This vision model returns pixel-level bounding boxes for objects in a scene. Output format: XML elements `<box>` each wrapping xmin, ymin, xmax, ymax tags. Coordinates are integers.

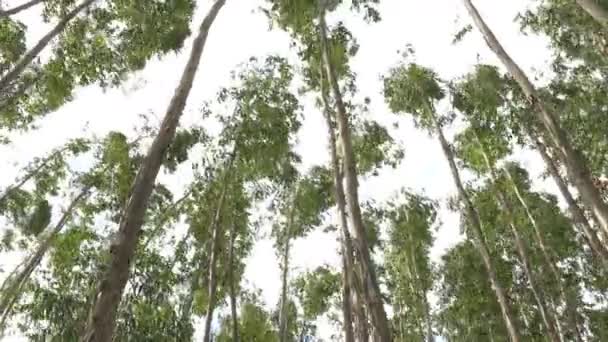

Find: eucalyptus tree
<box><xmin>461</xmin><ymin>0</ymin><xmax>608</xmax><ymax>241</ymax></box>
<box><xmin>0</xmin><ymin>0</ymin><xmax>197</xmax><ymax>132</ymax></box>
<box><xmin>216</xmin><ymin>290</ymin><xmax>280</xmax><ymax>342</ymax></box>
<box><xmin>0</xmin><ymin>0</ymin><xmax>44</xmax><ymax>18</ymax></box>
<box><xmin>263</xmin><ymin>1</ymin><xmax>392</xmax><ymax>338</ymax></box>
<box><xmin>383</xmin><ymin>190</ymin><xmax>436</xmax><ymax>342</ymax></box>
<box><xmin>80</xmin><ymin>2</ymin><xmax>226</xmax><ymax>340</ymax></box>
<box><xmin>574</xmin><ymin>0</ymin><xmax>608</xmax><ymax>27</ymax></box>
<box><xmin>3</xmin><ymin>127</ymin><xmax>198</xmax><ymax>339</ymax></box>
<box><xmin>383</xmin><ymin>61</ymin><xmax>521</xmax><ymax>342</ymax></box>
<box><xmin>436</xmin><ymin>241</ymin><xmax>514</xmax><ymax>341</ymax></box>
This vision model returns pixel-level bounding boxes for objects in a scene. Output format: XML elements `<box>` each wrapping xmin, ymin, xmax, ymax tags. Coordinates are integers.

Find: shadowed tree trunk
<box><xmin>472</xmin><ymin>131</ymin><xmax>560</xmax><ymax>342</ymax></box>
<box><xmin>228</xmin><ymin>219</ymin><xmax>240</xmax><ymax>342</ymax></box>
<box><xmin>320</xmin><ymin>68</ymin><xmax>354</xmax><ymax>342</ymax></box>
<box><xmin>0</xmin><ymin>0</ymin><xmax>96</xmax><ymax>92</ymax></box>
<box><xmin>279</xmin><ymin>194</ymin><xmax>297</xmax><ymax>342</ymax></box>
<box><xmin>0</xmin><ymin>0</ymin><xmax>44</xmax><ymax>18</ymax></box>
<box><xmin>79</xmin><ymin>2</ymin><xmax>226</xmax><ymax>341</ymax></box>
<box><xmin>318</xmin><ymin>9</ymin><xmax>391</xmax><ymax>341</ymax></box>
<box><xmin>431</xmin><ymin>114</ymin><xmax>521</xmax><ymax>342</ymax></box>
<box><xmin>462</xmin><ymin>0</ymin><xmax>608</xmax><ymax>240</ymax></box>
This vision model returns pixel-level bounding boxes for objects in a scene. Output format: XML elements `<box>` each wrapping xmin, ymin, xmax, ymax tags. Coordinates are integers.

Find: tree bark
<box><xmin>0</xmin><ymin>0</ymin><xmax>43</xmax><ymax>17</ymax></box>
<box><xmin>462</xmin><ymin>0</ymin><xmax>608</xmax><ymax>240</ymax></box>
<box><xmin>318</xmin><ymin>10</ymin><xmax>392</xmax><ymax>341</ymax></box>
<box><xmin>532</xmin><ymin>134</ymin><xmax>608</xmax><ymax>267</ymax></box>
<box><xmin>432</xmin><ymin>117</ymin><xmax>521</xmax><ymax>342</ymax></box>
<box><xmin>79</xmin><ymin>2</ymin><xmax>226</xmax><ymax>341</ymax></box>
<box><xmin>0</xmin><ymin>0</ymin><xmax>96</xmax><ymax>92</ymax></box>
<box><xmin>278</xmin><ymin>198</ymin><xmax>296</xmax><ymax>342</ymax></box>
<box><xmin>575</xmin><ymin>0</ymin><xmax>608</xmax><ymax>26</ymax></box>
<box><xmin>0</xmin><ymin>187</ymin><xmax>89</xmax><ymax>331</ymax></box>
<box><xmin>472</xmin><ymin>132</ymin><xmax>560</xmax><ymax>342</ymax></box>
<box><xmin>228</xmin><ymin>219</ymin><xmax>239</xmax><ymax>342</ymax></box>
<box><xmin>202</xmin><ymin>169</ymin><xmax>232</xmax><ymax>342</ymax></box>
<box><xmin>320</xmin><ymin>70</ymin><xmax>354</xmax><ymax>342</ymax></box>
<box><xmin>501</xmin><ymin>163</ymin><xmax>583</xmax><ymax>342</ymax></box>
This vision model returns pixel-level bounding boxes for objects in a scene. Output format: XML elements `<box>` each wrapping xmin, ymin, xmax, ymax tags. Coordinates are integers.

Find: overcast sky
<box><xmin>0</xmin><ymin>0</ymin><xmax>558</xmax><ymax>340</ymax></box>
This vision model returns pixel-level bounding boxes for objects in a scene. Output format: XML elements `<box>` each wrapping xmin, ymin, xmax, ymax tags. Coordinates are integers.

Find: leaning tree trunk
<box><xmin>320</xmin><ymin>71</ymin><xmax>355</xmax><ymax>342</ymax></box>
<box><xmin>432</xmin><ymin>116</ymin><xmax>521</xmax><ymax>342</ymax></box>
<box><xmin>318</xmin><ymin>11</ymin><xmax>391</xmax><ymax>341</ymax></box>
<box><xmin>79</xmin><ymin>2</ymin><xmax>226</xmax><ymax>341</ymax></box>
<box><xmin>0</xmin><ymin>0</ymin><xmax>96</xmax><ymax>92</ymax></box>
<box><xmin>279</xmin><ymin>194</ymin><xmax>296</xmax><ymax>342</ymax></box>
<box><xmin>501</xmin><ymin>162</ymin><xmax>584</xmax><ymax>341</ymax></box>
<box><xmin>0</xmin><ymin>187</ymin><xmax>89</xmax><ymax>331</ymax></box>
<box><xmin>575</xmin><ymin>0</ymin><xmax>608</xmax><ymax>26</ymax></box>
<box><xmin>472</xmin><ymin>132</ymin><xmax>560</xmax><ymax>342</ymax></box>
<box><xmin>228</xmin><ymin>220</ymin><xmax>240</xmax><ymax>342</ymax></box>
<box><xmin>532</xmin><ymin>134</ymin><xmax>608</xmax><ymax>266</ymax></box>
<box><xmin>0</xmin><ymin>0</ymin><xmax>43</xmax><ymax>17</ymax></box>
<box><xmin>462</xmin><ymin>0</ymin><xmax>608</xmax><ymax>240</ymax></box>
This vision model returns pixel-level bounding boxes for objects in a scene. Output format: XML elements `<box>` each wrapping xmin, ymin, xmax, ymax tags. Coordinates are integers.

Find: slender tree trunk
<box><xmin>0</xmin><ymin>187</ymin><xmax>89</xmax><ymax>330</ymax></box>
<box><xmin>318</xmin><ymin>10</ymin><xmax>391</xmax><ymax>341</ymax></box>
<box><xmin>532</xmin><ymin>134</ymin><xmax>608</xmax><ymax>266</ymax></box>
<box><xmin>320</xmin><ymin>71</ymin><xmax>354</xmax><ymax>342</ymax></box>
<box><xmin>0</xmin><ymin>0</ymin><xmax>96</xmax><ymax>92</ymax></box>
<box><xmin>472</xmin><ymin>132</ymin><xmax>560</xmax><ymax>342</ymax></box>
<box><xmin>462</xmin><ymin>0</ymin><xmax>608</xmax><ymax>239</ymax></box>
<box><xmin>432</xmin><ymin>117</ymin><xmax>521</xmax><ymax>342</ymax></box>
<box><xmin>228</xmin><ymin>219</ymin><xmax>240</xmax><ymax>342</ymax></box>
<box><xmin>79</xmin><ymin>2</ymin><xmax>226</xmax><ymax>341</ymax></box>
<box><xmin>575</xmin><ymin>0</ymin><xmax>608</xmax><ymax>26</ymax></box>
<box><xmin>202</xmin><ymin>156</ymin><xmax>235</xmax><ymax>342</ymax></box>
<box><xmin>0</xmin><ymin>0</ymin><xmax>43</xmax><ymax>17</ymax></box>
<box><xmin>501</xmin><ymin>163</ymin><xmax>584</xmax><ymax>342</ymax></box>
<box><xmin>279</xmin><ymin>194</ymin><xmax>296</xmax><ymax>342</ymax></box>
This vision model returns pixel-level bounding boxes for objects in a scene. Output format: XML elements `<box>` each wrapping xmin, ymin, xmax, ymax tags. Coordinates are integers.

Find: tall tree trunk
<box><xmin>0</xmin><ymin>0</ymin><xmax>96</xmax><ymax>92</ymax></box>
<box><xmin>202</xmin><ymin>154</ymin><xmax>236</xmax><ymax>342</ymax></box>
<box><xmin>318</xmin><ymin>10</ymin><xmax>391</xmax><ymax>341</ymax></box>
<box><xmin>501</xmin><ymin>161</ymin><xmax>584</xmax><ymax>341</ymax></box>
<box><xmin>79</xmin><ymin>2</ymin><xmax>226</xmax><ymax>341</ymax></box>
<box><xmin>279</xmin><ymin>193</ymin><xmax>297</xmax><ymax>342</ymax></box>
<box><xmin>462</xmin><ymin>0</ymin><xmax>608</xmax><ymax>239</ymax></box>
<box><xmin>320</xmin><ymin>70</ymin><xmax>354</xmax><ymax>342</ymax></box>
<box><xmin>0</xmin><ymin>187</ymin><xmax>89</xmax><ymax>331</ymax></box>
<box><xmin>575</xmin><ymin>0</ymin><xmax>608</xmax><ymax>26</ymax></box>
<box><xmin>532</xmin><ymin>134</ymin><xmax>608</xmax><ymax>266</ymax></box>
<box><xmin>228</xmin><ymin>219</ymin><xmax>240</xmax><ymax>342</ymax></box>
<box><xmin>472</xmin><ymin>132</ymin><xmax>560</xmax><ymax>342</ymax></box>
<box><xmin>432</xmin><ymin>116</ymin><xmax>521</xmax><ymax>342</ymax></box>
<box><xmin>0</xmin><ymin>0</ymin><xmax>43</xmax><ymax>17</ymax></box>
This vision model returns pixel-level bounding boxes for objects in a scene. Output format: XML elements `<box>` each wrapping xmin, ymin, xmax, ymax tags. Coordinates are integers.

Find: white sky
<box><xmin>0</xmin><ymin>0</ymin><xmax>558</xmax><ymax>340</ymax></box>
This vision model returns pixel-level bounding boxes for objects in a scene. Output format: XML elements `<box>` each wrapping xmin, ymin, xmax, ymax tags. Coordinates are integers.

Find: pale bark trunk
<box><xmin>318</xmin><ymin>10</ymin><xmax>391</xmax><ymax>341</ymax></box>
<box><xmin>202</xmin><ymin>155</ymin><xmax>235</xmax><ymax>342</ymax></box>
<box><xmin>320</xmin><ymin>71</ymin><xmax>354</xmax><ymax>342</ymax></box>
<box><xmin>79</xmin><ymin>2</ymin><xmax>226</xmax><ymax>341</ymax></box>
<box><xmin>501</xmin><ymin>164</ymin><xmax>583</xmax><ymax>342</ymax></box>
<box><xmin>432</xmin><ymin>117</ymin><xmax>521</xmax><ymax>342</ymax></box>
<box><xmin>0</xmin><ymin>187</ymin><xmax>89</xmax><ymax>330</ymax></box>
<box><xmin>279</xmin><ymin>195</ymin><xmax>296</xmax><ymax>342</ymax></box>
<box><xmin>472</xmin><ymin>132</ymin><xmax>560</xmax><ymax>342</ymax></box>
<box><xmin>228</xmin><ymin>220</ymin><xmax>239</xmax><ymax>342</ymax></box>
<box><xmin>0</xmin><ymin>0</ymin><xmax>43</xmax><ymax>17</ymax></box>
<box><xmin>532</xmin><ymin>135</ymin><xmax>608</xmax><ymax>267</ymax></box>
<box><xmin>462</xmin><ymin>0</ymin><xmax>608</xmax><ymax>239</ymax></box>
<box><xmin>575</xmin><ymin>0</ymin><xmax>608</xmax><ymax>26</ymax></box>
<box><xmin>0</xmin><ymin>0</ymin><xmax>96</xmax><ymax>92</ymax></box>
